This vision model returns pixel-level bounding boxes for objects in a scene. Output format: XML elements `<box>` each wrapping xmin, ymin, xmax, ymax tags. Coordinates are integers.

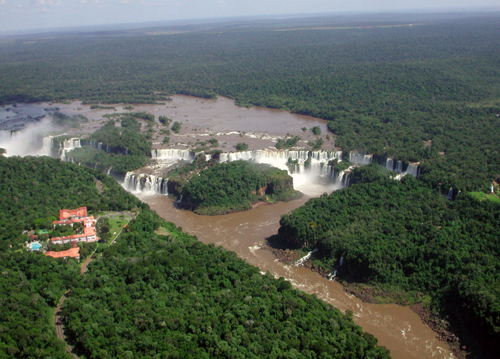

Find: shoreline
<box><xmin>265</xmin><ymin>243</ymin><xmax>466</xmax><ymax>359</ymax></box>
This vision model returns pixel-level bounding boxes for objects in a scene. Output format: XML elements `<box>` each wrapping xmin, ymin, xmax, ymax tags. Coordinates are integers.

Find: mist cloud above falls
<box><xmin>0</xmin><ymin>116</ymin><xmax>60</xmax><ymax>157</ymax></box>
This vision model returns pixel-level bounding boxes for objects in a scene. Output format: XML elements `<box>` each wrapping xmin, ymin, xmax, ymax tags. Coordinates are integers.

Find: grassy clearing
<box><xmin>154</xmin><ymin>227</ymin><xmax>171</xmax><ymax>236</ymax></box>
<box><xmin>469</xmin><ymin>192</ymin><xmax>500</xmax><ymax>203</ymax></box>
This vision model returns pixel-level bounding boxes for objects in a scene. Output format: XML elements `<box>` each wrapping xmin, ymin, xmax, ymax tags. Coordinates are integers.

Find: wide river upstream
<box><xmin>1</xmin><ymin>96</ymin><xmax>453</xmax><ymax>358</ymax></box>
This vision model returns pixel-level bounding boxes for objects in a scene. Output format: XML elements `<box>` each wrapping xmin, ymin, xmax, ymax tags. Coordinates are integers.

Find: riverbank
<box><xmin>266</xmin><ymin>243</ymin><xmax>466</xmax><ymax>359</ymax></box>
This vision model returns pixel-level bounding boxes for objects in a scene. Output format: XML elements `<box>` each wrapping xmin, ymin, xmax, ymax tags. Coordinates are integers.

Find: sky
<box><xmin>0</xmin><ymin>0</ymin><xmax>498</xmax><ymax>34</ymax></box>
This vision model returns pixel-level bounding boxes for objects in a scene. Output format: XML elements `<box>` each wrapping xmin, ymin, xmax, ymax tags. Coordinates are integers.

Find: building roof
<box><xmin>45</xmin><ymin>247</ymin><xmax>80</xmax><ymax>259</ymax></box>
<box><xmin>59</xmin><ymin>207</ymin><xmax>87</xmax><ymax>220</ymax></box>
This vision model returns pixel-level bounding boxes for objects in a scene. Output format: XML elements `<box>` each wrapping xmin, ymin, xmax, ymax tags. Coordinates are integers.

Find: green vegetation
<box><xmin>1</xmin><ymin>13</ymin><xmax>500</xmax><ymax>357</ymax></box>
<box><xmin>90</xmin><ymin>105</ymin><xmax>115</xmax><ymax>110</ymax></box>
<box><xmin>0</xmin><ymin>251</ymin><xmax>77</xmax><ymax>359</ymax></box>
<box><xmin>0</xmin><ymin>157</ymin><xmax>143</xmax><ymax>358</ymax></box>
<box><xmin>0</xmin><ymin>157</ymin><xmax>388</xmax><ymax>359</ymax></box>
<box><xmin>171</xmin><ymin>121</ymin><xmax>181</xmax><ymax>133</ymax></box>
<box><xmin>159</xmin><ymin>115</ymin><xmax>172</xmax><ymax>126</ymax></box>
<box><xmin>176</xmin><ymin>160</ymin><xmax>301</xmax><ymax>215</ymax></box>
<box><xmin>0</xmin><ymin>16</ymin><xmax>498</xmax><ymax>189</ymax></box>
<box><xmin>62</xmin><ymin>210</ymin><xmax>390</xmax><ymax>359</ymax></box>
<box><xmin>277</xmin><ymin>165</ymin><xmax>500</xmax><ymax>354</ymax></box>
<box><xmin>275</xmin><ymin>136</ymin><xmax>301</xmax><ymax>149</ymax></box>
<box><xmin>234</xmin><ymin>142</ymin><xmax>248</xmax><ymax>151</ymax></box>
<box><xmin>310</xmin><ymin>126</ymin><xmax>321</xmax><ymax>136</ymax></box>
<box><xmin>207</xmin><ymin>138</ymin><xmax>219</xmax><ymax>147</ymax></box>
<box><xmin>308</xmin><ymin>138</ymin><xmax>324</xmax><ymax>151</ymax></box>
<box><xmin>0</xmin><ymin>156</ymin><xmax>142</xmax><ymax>250</ymax></box>
<box><xmin>469</xmin><ymin>191</ymin><xmax>500</xmax><ymax>203</ymax></box>
<box><xmin>65</xmin><ymin>118</ymin><xmax>151</xmax><ymax>172</ymax></box>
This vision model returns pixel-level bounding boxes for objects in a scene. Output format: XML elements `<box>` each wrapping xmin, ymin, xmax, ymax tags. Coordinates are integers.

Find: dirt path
<box><xmin>54</xmin><ymin>291</ymin><xmax>79</xmax><ymax>359</ymax></box>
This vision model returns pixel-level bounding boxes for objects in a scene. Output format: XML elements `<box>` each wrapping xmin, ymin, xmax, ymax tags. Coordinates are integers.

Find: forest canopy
<box><xmin>0</xmin><ymin>15</ymin><xmax>499</xmax><ymax>190</ymax></box>
<box><xmin>277</xmin><ymin>165</ymin><xmax>500</xmax><ymax>354</ymax></box>
<box><xmin>0</xmin><ymin>157</ymin><xmax>389</xmax><ymax>359</ymax></box>
<box><xmin>170</xmin><ymin>159</ymin><xmax>301</xmax><ymax>215</ymax></box>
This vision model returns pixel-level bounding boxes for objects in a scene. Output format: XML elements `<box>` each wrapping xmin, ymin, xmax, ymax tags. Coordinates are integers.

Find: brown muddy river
<box><xmin>3</xmin><ymin>96</ymin><xmax>453</xmax><ymax>358</ymax></box>
<box><xmin>136</xmin><ymin>193</ymin><xmax>453</xmax><ymax>359</ymax></box>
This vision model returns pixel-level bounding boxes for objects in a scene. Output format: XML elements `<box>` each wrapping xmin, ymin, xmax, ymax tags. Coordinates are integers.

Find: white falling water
<box><xmin>395</xmin><ymin>161</ymin><xmax>403</xmax><ymax>173</ymax></box>
<box><xmin>40</xmin><ymin>135</ymin><xmax>54</xmax><ymax>156</ymax></box>
<box><xmin>60</xmin><ymin>138</ymin><xmax>82</xmax><ymax>160</ymax></box>
<box><xmin>122</xmin><ymin>172</ymin><xmax>168</xmax><ymax>195</ymax></box>
<box><xmin>405</xmin><ymin>163</ymin><xmax>419</xmax><ymax>177</ymax></box>
<box><xmin>216</xmin><ymin>149</ymin><xmax>344</xmax><ymax>196</ymax></box>
<box><xmin>218</xmin><ymin>149</ymin><xmax>342</xmax><ymax>176</ymax></box>
<box><xmin>384</xmin><ymin>158</ymin><xmax>404</xmax><ymax>173</ymax></box>
<box><xmin>294</xmin><ymin>248</ymin><xmax>318</xmax><ymax>266</ymax></box>
<box><xmin>385</xmin><ymin>158</ymin><xmax>394</xmax><ymax>171</ymax></box>
<box><xmin>349</xmin><ymin>152</ymin><xmax>373</xmax><ymax>165</ymax></box>
<box><xmin>151</xmin><ymin>149</ymin><xmax>195</xmax><ymax>161</ymax></box>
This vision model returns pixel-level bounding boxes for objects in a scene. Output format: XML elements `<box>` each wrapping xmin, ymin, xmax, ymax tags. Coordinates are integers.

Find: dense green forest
<box><xmin>0</xmin><ymin>252</ymin><xmax>77</xmax><ymax>359</ymax></box>
<box><xmin>0</xmin><ymin>157</ymin><xmax>389</xmax><ymax>358</ymax></box>
<box><xmin>0</xmin><ymin>15</ymin><xmax>499</xmax><ymax>190</ymax></box>
<box><xmin>168</xmin><ymin>158</ymin><xmax>301</xmax><ymax>215</ymax></box>
<box><xmin>63</xmin><ymin>210</ymin><xmax>390</xmax><ymax>359</ymax></box>
<box><xmin>0</xmin><ymin>156</ymin><xmax>142</xmax><ymax>358</ymax></box>
<box><xmin>277</xmin><ymin>164</ymin><xmax>500</xmax><ymax>355</ymax></box>
<box><xmin>0</xmin><ymin>156</ymin><xmax>142</xmax><ymax>250</ymax></box>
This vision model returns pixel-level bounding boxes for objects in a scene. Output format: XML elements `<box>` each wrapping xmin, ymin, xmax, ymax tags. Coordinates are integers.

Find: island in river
<box><xmin>167</xmin><ymin>157</ymin><xmax>302</xmax><ymax>215</ymax></box>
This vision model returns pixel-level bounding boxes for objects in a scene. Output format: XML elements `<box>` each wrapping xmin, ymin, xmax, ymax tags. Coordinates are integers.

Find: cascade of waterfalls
<box><xmin>122</xmin><ymin>172</ymin><xmax>168</xmax><ymax>194</ymax></box>
<box><xmin>384</xmin><ymin>158</ymin><xmax>404</xmax><ymax>173</ymax></box>
<box><xmin>218</xmin><ymin>149</ymin><xmax>342</xmax><ymax>177</ymax></box>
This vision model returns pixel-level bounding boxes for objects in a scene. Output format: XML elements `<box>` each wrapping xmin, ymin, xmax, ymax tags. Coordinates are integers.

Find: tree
<box><xmin>234</xmin><ymin>143</ymin><xmax>248</xmax><ymax>151</ymax></box>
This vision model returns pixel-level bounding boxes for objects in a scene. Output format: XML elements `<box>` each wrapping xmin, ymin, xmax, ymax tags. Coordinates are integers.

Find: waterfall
<box><xmin>151</xmin><ymin>149</ymin><xmax>195</xmax><ymax>161</ymax></box>
<box><xmin>59</xmin><ymin>138</ymin><xmax>82</xmax><ymax>160</ymax></box>
<box><xmin>122</xmin><ymin>172</ymin><xmax>168</xmax><ymax>194</ymax></box>
<box><xmin>385</xmin><ymin>158</ymin><xmax>394</xmax><ymax>171</ymax></box>
<box><xmin>349</xmin><ymin>152</ymin><xmax>373</xmax><ymax>165</ymax></box>
<box><xmin>447</xmin><ymin>188</ymin><xmax>453</xmax><ymax>200</ymax></box>
<box><xmin>218</xmin><ymin>149</ymin><xmax>342</xmax><ymax>176</ymax></box>
<box><xmin>405</xmin><ymin>163</ymin><xmax>419</xmax><ymax>177</ymax></box>
<box><xmin>294</xmin><ymin>248</ymin><xmax>318</xmax><ymax>266</ymax></box>
<box><xmin>40</xmin><ymin>135</ymin><xmax>54</xmax><ymax>156</ymax></box>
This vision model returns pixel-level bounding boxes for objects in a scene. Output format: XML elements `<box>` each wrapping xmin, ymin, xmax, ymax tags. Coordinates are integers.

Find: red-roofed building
<box><xmin>51</xmin><ymin>207</ymin><xmax>98</xmax><ymax>245</ymax></box>
<box><xmin>45</xmin><ymin>247</ymin><xmax>80</xmax><ymax>261</ymax></box>
<box><xmin>59</xmin><ymin>207</ymin><xmax>87</xmax><ymax>220</ymax></box>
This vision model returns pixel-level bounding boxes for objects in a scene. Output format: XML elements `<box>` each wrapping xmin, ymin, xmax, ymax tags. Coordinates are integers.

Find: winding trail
<box><xmin>54</xmin><ymin>291</ymin><xmax>78</xmax><ymax>359</ymax></box>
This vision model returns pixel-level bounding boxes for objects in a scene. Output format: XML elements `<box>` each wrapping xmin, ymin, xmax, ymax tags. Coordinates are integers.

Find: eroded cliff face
<box><xmin>166</xmin><ymin>178</ymin><xmax>186</xmax><ymax>197</ymax></box>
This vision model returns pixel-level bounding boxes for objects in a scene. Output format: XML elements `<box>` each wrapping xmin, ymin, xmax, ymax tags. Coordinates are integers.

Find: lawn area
<box><xmin>96</xmin><ymin>216</ymin><xmax>131</xmax><ymax>251</ymax></box>
<box><xmin>109</xmin><ymin>218</ymin><xmax>128</xmax><ymax>239</ymax></box>
<box><xmin>154</xmin><ymin>227</ymin><xmax>171</xmax><ymax>236</ymax></box>
<box><xmin>469</xmin><ymin>192</ymin><xmax>500</xmax><ymax>203</ymax></box>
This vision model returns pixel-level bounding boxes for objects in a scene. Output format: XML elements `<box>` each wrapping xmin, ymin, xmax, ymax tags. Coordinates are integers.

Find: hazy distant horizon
<box><xmin>0</xmin><ymin>0</ymin><xmax>499</xmax><ymax>35</ymax></box>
